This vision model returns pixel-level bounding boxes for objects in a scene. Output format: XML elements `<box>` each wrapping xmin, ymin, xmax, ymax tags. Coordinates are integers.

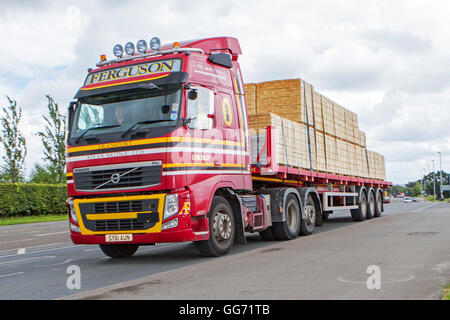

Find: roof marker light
<box><xmin>173</xmin><ymin>42</ymin><xmax>180</xmax><ymax>48</ymax></box>
<box><xmin>150</xmin><ymin>37</ymin><xmax>161</xmax><ymax>51</ymax></box>
<box><xmin>137</xmin><ymin>40</ymin><xmax>148</xmax><ymax>54</ymax></box>
<box><xmin>125</xmin><ymin>42</ymin><xmax>135</xmax><ymax>55</ymax></box>
<box><xmin>113</xmin><ymin>44</ymin><xmax>124</xmax><ymax>58</ymax></box>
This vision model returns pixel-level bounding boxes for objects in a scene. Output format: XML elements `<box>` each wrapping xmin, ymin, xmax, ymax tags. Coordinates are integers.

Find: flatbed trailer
<box><xmin>66</xmin><ymin>36</ymin><xmax>391</xmax><ymax>258</ymax></box>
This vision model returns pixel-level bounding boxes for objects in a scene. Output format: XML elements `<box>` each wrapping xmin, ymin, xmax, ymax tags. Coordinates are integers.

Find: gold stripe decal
<box><xmin>67</xmin><ymin>137</ymin><xmax>242</xmax><ymax>154</ymax></box>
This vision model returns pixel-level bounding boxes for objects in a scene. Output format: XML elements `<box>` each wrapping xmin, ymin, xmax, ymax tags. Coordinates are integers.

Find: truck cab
<box><xmin>67</xmin><ymin>37</ymin><xmax>257</xmax><ymax>257</ymax></box>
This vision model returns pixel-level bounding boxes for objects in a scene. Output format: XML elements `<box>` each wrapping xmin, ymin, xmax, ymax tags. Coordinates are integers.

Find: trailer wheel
<box><xmin>259</xmin><ymin>226</ymin><xmax>277</xmax><ymax>241</ymax></box>
<box><xmin>99</xmin><ymin>244</ymin><xmax>139</xmax><ymax>259</ymax></box>
<box><xmin>194</xmin><ymin>196</ymin><xmax>235</xmax><ymax>257</ymax></box>
<box><xmin>272</xmin><ymin>194</ymin><xmax>300</xmax><ymax>240</ymax></box>
<box><xmin>300</xmin><ymin>195</ymin><xmax>316</xmax><ymax>236</ymax></box>
<box><xmin>366</xmin><ymin>190</ymin><xmax>376</xmax><ymax>219</ymax></box>
<box><xmin>374</xmin><ymin>190</ymin><xmax>383</xmax><ymax>218</ymax></box>
<box><xmin>351</xmin><ymin>190</ymin><xmax>367</xmax><ymax>222</ymax></box>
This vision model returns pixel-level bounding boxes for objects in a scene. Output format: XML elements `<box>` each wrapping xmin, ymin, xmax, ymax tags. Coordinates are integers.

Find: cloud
<box><xmin>0</xmin><ymin>0</ymin><xmax>449</xmax><ymax>185</ymax></box>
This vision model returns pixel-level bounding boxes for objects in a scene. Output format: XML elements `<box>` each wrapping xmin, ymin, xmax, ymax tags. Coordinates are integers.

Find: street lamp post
<box><xmin>423</xmin><ymin>168</ymin><xmax>427</xmax><ymax>194</ymax></box>
<box><xmin>432</xmin><ymin>160</ymin><xmax>436</xmax><ymax>200</ymax></box>
<box><xmin>438</xmin><ymin>152</ymin><xmax>443</xmax><ymax>201</ymax></box>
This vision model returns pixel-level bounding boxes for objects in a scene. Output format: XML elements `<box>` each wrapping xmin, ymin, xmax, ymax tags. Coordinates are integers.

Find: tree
<box><xmin>36</xmin><ymin>95</ymin><xmax>66</xmax><ymax>184</ymax></box>
<box><xmin>29</xmin><ymin>163</ymin><xmax>58</xmax><ymax>184</ymax></box>
<box><xmin>0</xmin><ymin>96</ymin><xmax>27</xmax><ymax>182</ymax></box>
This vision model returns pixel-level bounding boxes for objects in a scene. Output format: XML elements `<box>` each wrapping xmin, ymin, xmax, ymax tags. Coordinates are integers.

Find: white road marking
<box><xmin>337</xmin><ymin>274</ymin><xmax>415</xmax><ymax>284</ymax></box>
<box><xmin>0</xmin><ymin>256</ymin><xmax>56</xmax><ymax>266</ymax></box>
<box><xmin>0</xmin><ymin>244</ymin><xmax>84</xmax><ymax>260</ymax></box>
<box><xmin>0</xmin><ymin>272</ymin><xmax>24</xmax><ymax>279</ymax></box>
<box><xmin>17</xmin><ymin>248</ymin><xmax>26</xmax><ymax>255</ymax></box>
<box><xmin>0</xmin><ymin>239</ymin><xmax>34</xmax><ymax>245</ymax></box>
<box><xmin>33</xmin><ymin>231</ymin><xmax>69</xmax><ymax>237</ymax></box>
<box><xmin>35</xmin><ymin>259</ymin><xmax>74</xmax><ymax>267</ymax></box>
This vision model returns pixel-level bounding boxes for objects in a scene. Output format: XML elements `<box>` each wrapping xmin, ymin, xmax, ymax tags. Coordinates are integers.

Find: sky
<box><xmin>0</xmin><ymin>0</ymin><xmax>449</xmax><ymax>184</ymax></box>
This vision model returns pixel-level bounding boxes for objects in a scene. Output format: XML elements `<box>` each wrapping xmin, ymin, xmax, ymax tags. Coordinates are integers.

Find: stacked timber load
<box><xmin>245</xmin><ymin>78</ymin><xmax>386</xmax><ymax>180</ymax></box>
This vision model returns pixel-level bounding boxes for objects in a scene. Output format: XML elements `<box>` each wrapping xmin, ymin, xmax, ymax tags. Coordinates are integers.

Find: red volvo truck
<box><xmin>66</xmin><ymin>37</ymin><xmax>391</xmax><ymax>258</ymax></box>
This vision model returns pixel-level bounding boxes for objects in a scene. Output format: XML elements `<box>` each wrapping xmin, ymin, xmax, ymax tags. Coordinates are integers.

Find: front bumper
<box><xmin>69</xmin><ymin>192</ymin><xmax>209</xmax><ymax>245</ymax></box>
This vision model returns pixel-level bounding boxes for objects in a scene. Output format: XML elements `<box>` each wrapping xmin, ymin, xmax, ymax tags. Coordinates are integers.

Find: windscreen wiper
<box><xmin>75</xmin><ymin>125</ymin><xmax>121</xmax><ymax>144</ymax></box>
<box><xmin>121</xmin><ymin>120</ymin><xmax>170</xmax><ymax>138</ymax></box>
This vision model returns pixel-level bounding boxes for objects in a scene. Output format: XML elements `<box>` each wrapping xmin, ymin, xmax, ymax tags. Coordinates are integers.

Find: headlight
<box><xmin>113</xmin><ymin>44</ymin><xmax>124</xmax><ymax>58</ymax></box>
<box><xmin>137</xmin><ymin>40</ymin><xmax>148</xmax><ymax>54</ymax></box>
<box><xmin>125</xmin><ymin>42</ymin><xmax>135</xmax><ymax>55</ymax></box>
<box><xmin>163</xmin><ymin>194</ymin><xmax>178</xmax><ymax>220</ymax></box>
<box><xmin>67</xmin><ymin>199</ymin><xmax>78</xmax><ymax>223</ymax></box>
<box><xmin>150</xmin><ymin>37</ymin><xmax>161</xmax><ymax>51</ymax></box>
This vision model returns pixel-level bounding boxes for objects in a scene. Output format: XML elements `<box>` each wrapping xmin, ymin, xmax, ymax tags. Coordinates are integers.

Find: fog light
<box><xmin>67</xmin><ymin>198</ymin><xmax>77</xmax><ymax>223</ymax></box>
<box><xmin>70</xmin><ymin>223</ymin><xmax>81</xmax><ymax>233</ymax></box>
<box><xmin>162</xmin><ymin>218</ymin><xmax>178</xmax><ymax>230</ymax></box>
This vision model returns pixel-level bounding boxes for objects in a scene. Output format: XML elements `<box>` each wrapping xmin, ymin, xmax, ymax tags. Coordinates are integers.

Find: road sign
<box><xmin>442</xmin><ymin>185</ymin><xmax>450</xmax><ymax>191</ymax></box>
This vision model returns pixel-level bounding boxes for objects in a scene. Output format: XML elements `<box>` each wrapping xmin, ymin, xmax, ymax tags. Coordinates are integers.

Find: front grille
<box><xmin>78</xmin><ymin>198</ymin><xmax>160</xmax><ymax>232</ymax></box>
<box><xmin>74</xmin><ymin>163</ymin><xmax>162</xmax><ymax>191</ymax></box>
<box><xmin>93</xmin><ymin>201</ymin><xmax>145</xmax><ymax>214</ymax></box>
<box><xmin>94</xmin><ymin>219</ymin><xmax>145</xmax><ymax>232</ymax></box>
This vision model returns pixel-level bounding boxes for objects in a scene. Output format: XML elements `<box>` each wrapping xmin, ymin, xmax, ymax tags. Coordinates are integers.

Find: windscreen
<box><xmin>69</xmin><ymin>84</ymin><xmax>181</xmax><ymax>139</ymax></box>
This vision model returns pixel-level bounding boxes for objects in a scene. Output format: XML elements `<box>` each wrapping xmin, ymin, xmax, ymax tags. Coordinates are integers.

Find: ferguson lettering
<box><xmin>84</xmin><ymin>59</ymin><xmax>181</xmax><ymax>86</ymax></box>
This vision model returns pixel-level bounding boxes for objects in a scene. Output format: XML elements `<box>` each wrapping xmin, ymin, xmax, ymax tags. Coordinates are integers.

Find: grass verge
<box><xmin>0</xmin><ymin>215</ymin><xmax>67</xmax><ymax>226</ymax></box>
<box><xmin>443</xmin><ymin>284</ymin><xmax>450</xmax><ymax>300</ymax></box>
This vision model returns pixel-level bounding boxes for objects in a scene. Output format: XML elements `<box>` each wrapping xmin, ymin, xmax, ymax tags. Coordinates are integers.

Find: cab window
<box><xmin>186</xmin><ymin>87</ymin><xmax>214</xmax><ymax>130</ymax></box>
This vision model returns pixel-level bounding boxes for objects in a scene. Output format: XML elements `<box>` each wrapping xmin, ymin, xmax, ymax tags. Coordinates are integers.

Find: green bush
<box><xmin>0</xmin><ymin>183</ymin><xmax>67</xmax><ymax>218</ymax></box>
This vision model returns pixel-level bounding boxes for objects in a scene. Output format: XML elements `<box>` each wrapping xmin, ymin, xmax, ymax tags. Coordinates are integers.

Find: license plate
<box><xmin>105</xmin><ymin>234</ymin><xmax>133</xmax><ymax>242</ymax></box>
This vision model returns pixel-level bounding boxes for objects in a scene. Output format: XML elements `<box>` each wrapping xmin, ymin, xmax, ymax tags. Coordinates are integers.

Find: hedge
<box><xmin>0</xmin><ymin>183</ymin><xmax>68</xmax><ymax>218</ymax></box>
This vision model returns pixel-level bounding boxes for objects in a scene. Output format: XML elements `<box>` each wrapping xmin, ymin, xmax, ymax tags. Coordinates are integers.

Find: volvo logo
<box><xmin>111</xmin><ymin>173</ymin><xmax>121</xmax><ymax>184</ymax></box>
<box><xmin>94</xmin><ymin>167</ymin><xmax>140</xmax><ymax>189</ymax></box>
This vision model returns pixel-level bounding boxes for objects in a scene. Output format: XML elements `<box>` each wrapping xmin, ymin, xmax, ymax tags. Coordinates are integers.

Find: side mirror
<box><xmin>188</xmin><ymin>90</ymin><xmax>197</xmax><ymax>100</ymax></box>
<box><xmin>68</xmin><ymin>101</ymin><xmax>77</xmax><ymax>134</ymax></box>
<box><xmin>208</xmin><ymin>53</ymin><xmax>233</xmax><ymax>68</ymax></box>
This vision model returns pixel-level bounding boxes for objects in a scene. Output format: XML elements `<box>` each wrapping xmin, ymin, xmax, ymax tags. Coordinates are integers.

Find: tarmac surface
<box><xmin>59</xmin><ymin>200</ymin><xmax>450</xmax><ymax>300</ymax></box>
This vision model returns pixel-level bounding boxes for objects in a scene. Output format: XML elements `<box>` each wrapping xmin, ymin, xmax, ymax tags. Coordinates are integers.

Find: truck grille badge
<box><xmin>95</xmin><ymin>167</ymin><xmax>139</xmax><ymax>189</ymax></box>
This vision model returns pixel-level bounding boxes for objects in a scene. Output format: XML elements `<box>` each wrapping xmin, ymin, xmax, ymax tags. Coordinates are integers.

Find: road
<box><xmin>0</xmin><ymin>199</ymin><xmax>448</xmax><ymax>299</ymax></box>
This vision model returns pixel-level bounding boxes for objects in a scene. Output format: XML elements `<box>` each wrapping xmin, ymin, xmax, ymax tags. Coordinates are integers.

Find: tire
<box><xmin>300</xmin><ymin>194</ymin><xmax>316</xmax><ymax>236</ymax></box>
<box><xmin>272</xmin><ymin>194</ymin><xmax>301</xmax><ymax>240</ymax></box>
<box><xmin>374</xmin><ymin>190</ymin><xmax>383</xmax><ymax>218</ymax></box>
<box><xmin>366</xmin><ymin>190</ymin><xmax>375</xmax><ymax>219</ymax></box>
<box><xmin>194</xmin><ymin>196</ymin><xmax>235</xmax><ymax>257</ymax></box>
<box><xmin>99</xmin><ymin>244</ymin><xmax>139</xmax><ymax>258</ymax></box>
<box><xmin>259</xmin><ymin>226</ymin><xmax>277</xmax><ymax>241</ymax></box>
<box><xmin>351</xmin><ymin>190</ymin><xmax>367</xmax><ymax>222</ymax></box>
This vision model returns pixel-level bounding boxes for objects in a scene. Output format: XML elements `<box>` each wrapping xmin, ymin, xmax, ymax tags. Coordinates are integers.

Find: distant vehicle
<box><xmin>404</xmin><ymin>197</ymin><xmax>413</xmax><ymax>203</ymax></box>
<box><xmin>412</xmin><ymin>198</ymin><xmax>417</xmax><ymax>202</ymax></box>
<box><xmin>383</xmin><ymin>196</ymin><xmax>391</xmax><ymax>204</ymax></box>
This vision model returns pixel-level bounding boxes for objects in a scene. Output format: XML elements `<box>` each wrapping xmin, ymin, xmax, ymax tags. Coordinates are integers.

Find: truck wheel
<box><xmin>300</xmin><ymin>195</ymin><xmax>316</xmax><ymax>236</ymax></box>
<box><xmin>272</xmin><ymin>194</ymin><xmax>301</xmax><ymax>240</ymax></box>
<box><xmin>194</xmin><ymin>196</ymin><xmax>235</xmax><ymax>257</ymax></box>
<box><xmin>374</xmin><ymin>190</ymin><xmax>383</xmax><ymax>218</ymax></box>
<box><xmin>99</xmin><ymin>244</ymin><xmax>139</xmax><ymax>258</ymax></box>
<box><xmin>259</xmin><ymin>226</ymin><xmax>276</xmax><ymax>241</ymax></box>
<box><xmin>351</xmin><ymin>191</ymin><xmax>367</xmax><ymax>221</ymax></box>
<box><xmin>366</xmin><ymin>190</ymin><xmax>375</xmax><ymax>219</ymax></box>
